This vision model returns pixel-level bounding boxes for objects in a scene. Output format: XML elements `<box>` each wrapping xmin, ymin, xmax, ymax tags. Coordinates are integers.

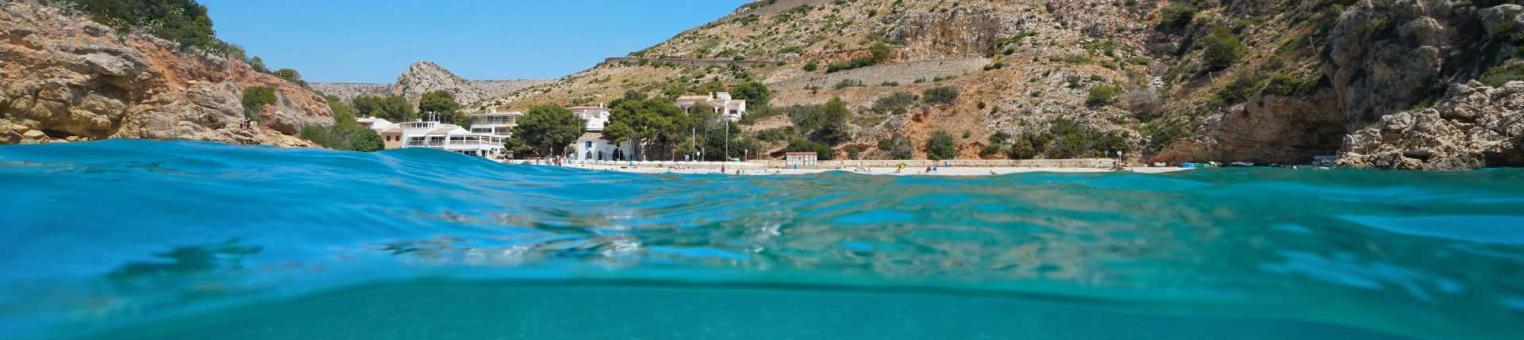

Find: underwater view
<box><xmin>0</xmin><ymin>140</ymin><xmax>1521</xmax><ymax>339</ymax></box>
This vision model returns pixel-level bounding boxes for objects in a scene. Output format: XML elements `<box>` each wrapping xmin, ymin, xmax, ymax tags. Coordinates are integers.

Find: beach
<box><xmin>562</xmin><ymin>162</ymin><xmax>1190</xmax><ymax>176</ymax></box>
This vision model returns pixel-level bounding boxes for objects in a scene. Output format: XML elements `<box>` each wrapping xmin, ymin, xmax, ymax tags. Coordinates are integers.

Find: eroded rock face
<box><xmin>886</xmin><ymin>5</ymin><xmax>1005</xmax><ymax>58</ymax></box>
<box><xmin>1197</xmin><ymin>90</ymin><xmax>1348</xmax><ymax>164</ymax></box>
<box><xmin>393</xmin><ymin>61</ymin><xmax>486</xmax><ymax>106</ymax></box>
<box><xmin>1326</xmin><ymin>0</ymin><xmax>1472</xmax><ymax>125</ymax></box>
<box><xmin>0</xmin><ymin>1</ymin><xmax>331</xmax><ymax>146</ymax></box>
<box><xmin>1340</xmin><ymin>81</ymin><xmax>1524</xmax><ymax>170</ymax></box>
<box><xmin>1323</xmin><ymin>0</ymin><xmax>1524</xmax><ymax>169</ymax></box>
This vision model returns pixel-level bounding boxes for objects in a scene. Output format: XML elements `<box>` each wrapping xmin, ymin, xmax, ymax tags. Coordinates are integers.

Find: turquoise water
<box><xmin>1</xmin><ymin>140</ymin><xmax>1522</xmax><ymax>339</ymax></box>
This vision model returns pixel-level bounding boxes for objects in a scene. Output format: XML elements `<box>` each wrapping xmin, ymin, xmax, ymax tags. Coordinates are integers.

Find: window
<box><xmin>585</xmin><ymin>141</ymin><xmax>593</xmax><ymax>148</ymax></box>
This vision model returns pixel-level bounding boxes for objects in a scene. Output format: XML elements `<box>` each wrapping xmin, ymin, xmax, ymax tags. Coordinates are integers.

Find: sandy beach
<box><xmin>561</xmin><ymin>163</ymin><xmax>1189</xmax><ymax>176</ymax></box>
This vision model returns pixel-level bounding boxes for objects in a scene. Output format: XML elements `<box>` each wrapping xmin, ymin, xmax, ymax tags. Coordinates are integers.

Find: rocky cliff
<box><xmin>311</xmin><ymin>61</ymin><xmax>546</xmax><ymax>106</ymax></box>
<box><xmin>0</xmin><ymin>0</ymin><xmax>331</xmax><ymax>146</ymax></box>
<box><xmin>491</xmin><ymin>0</ymin><xmax>1524</xmax><ymax>169</ymax></box>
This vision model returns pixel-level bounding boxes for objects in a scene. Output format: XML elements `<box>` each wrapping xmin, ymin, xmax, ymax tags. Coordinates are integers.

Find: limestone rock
<box><xmin>0</xmin><ymin>0</ymin><xmax>332</xmax><ymax>147</ymax></box>
<box><xmin>310</xmin><ymin>64</ymin><xmax>545</xmax><ymax>106</ymax></box>
<box><xmin>393</xmin><ymin>61</ymin><xmax>487</xmax><ymax>106</ymax></box>
<box><xmin>1340</xmin><ymin>82</ymin><xmax>1524</xmax><ymax>170</ymax></box>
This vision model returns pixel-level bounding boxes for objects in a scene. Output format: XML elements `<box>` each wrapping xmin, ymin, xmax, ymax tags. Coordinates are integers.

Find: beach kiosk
<box><xmin>784</xmin><ymin>152</ymin><xmax>818</xmax><ymax>168</ymax></box>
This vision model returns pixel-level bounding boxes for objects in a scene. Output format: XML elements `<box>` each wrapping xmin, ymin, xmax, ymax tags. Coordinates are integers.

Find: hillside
<box><xmin>312</xmin><ymin>61</ymin><xmax>547</xmax><ymax>106</ymax></box>
<box><xmin>488</xmin><ymin>0</ymin><xmax>1524</xmax><ymax>170</ymax></box>
<box><xmin>0</xmin><ymin>0</ymin><xmax>333</xmax><ymax>146</ymax></box>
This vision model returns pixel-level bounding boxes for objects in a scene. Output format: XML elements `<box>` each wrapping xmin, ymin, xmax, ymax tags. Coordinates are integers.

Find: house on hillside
<box><xmin>675</xmin><ymin>92</ymin><xmax>747</xmax><ymax>121</ymax></box>
<box><xmin>569</xmin><ymin>105</ymin><xmax>610</xmax><ymax>131</ymax></box>
<box><xmin>569</xmin><ymin>104</ymin><xmax>635</xmax><ymax>162</ymax></box>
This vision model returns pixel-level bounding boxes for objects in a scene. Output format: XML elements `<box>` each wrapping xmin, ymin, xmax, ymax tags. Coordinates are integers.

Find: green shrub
<box><xmin>1143</xmin><ymin>120</ymin><xmax>1188</xmax><ymax>154</ymax></box>
<box><xmin>1157</xmin><ymin>3</ymin><xmax>1197</xmax><ymax>31</ymax></box>
<box><xmin>274</xmin><ymin>68</ymin><xmax>302</xmax><ymax>84</ymax></box>
<box><xmin>827</xmin><ymin>57</ymin><xmax>874</xmax><ymax>73</ymax></box>
<box><xmin>784</xmin><ymin>139</ymin><xmax>834</xmax><ymax>160</ymax></box>
<box><xmin>1007</xmin><ymin>134</ymin><xmax>1043</xmax><ymax>160</ymax></box>
<box><xmin>878</xmin><ymin>133</ymin><xmax>914</xmax><ymax>159</ymax></box>
<box><xmin>803</xmin><ymin>60</ymin><xmax>819</xmax><ymax>71</ymax></box>
<box><xmin>1201</xmin><ymin>26</ymin><xmax>1245</xmax><ymax>71</ymax></box>
<box><xmin>922</xmin><ymin>86</ymin><xmax>959</xmax><ymax>104</ymax></box>
<box><xmin>62</xmin><ymin>0</ymin><xmax>221</xmax><ymax>51</ymax></box>
<box><xmin>248</xmin><ymin>57</ymin><xmax>270</xmax><ymax>74</ymax></box>
<box><xmin>351</xmin><ymin>95</ymin><xmax>415</xmax><ymax>122</ymax></box>
<box><xmin>1086</xmin><ymin>83</ymin><xmax>1123</xmax><ymax>107</ymax></box>
<box><xmin>979</xmin><ymin>144</ymin><xmax>1005</xmax><ymax>159</ymax></box>
<box><xmin>924</xmin><ymin>131</ymin><xmax>957</xmax><ymax>160</ymax></box>
<box><xmin>418</xmin><ymin>90</ymin><xmax>463</xmax><ymax>125</ymax></box>
<box><xmin>1480</xmin><ymin>61</ymin><xmax>1524</xmax><ymax>87</ymax></box>
<box><xmin>755</xmin><ymin>127</ymin><xmax>793</xmax><ymax>142</ymax></box>
<box><xmin>300</xmin><ymin>98</ymin><xmax>383</xmax><ymax>152</ymax></box>
<box><xmin>1264</xmin><ymin>73</ymin><xmax>1323</xmax><ymax>96</ymax></box>
<box><xmin>834</xmin><ymin>79</ymin><xmax>865</xmax><ymax>89</ymax></box>
<box><xmin>241</xmin><ymin>86</ymin><xmax>276</xmax><ymax>119</ymax></box>
<box><xmin>731</xmin><ymin>80</ymin><xmax>772</xmax><ymax>108</ymax></box>
<box><xmin>826</xmin><ymin>42</ymin><xmax>894</xmax><ymax>73</ymax></box>
<box><xmin>997</xmin><ymin>32</ymin><xmax>1036</xmax><ymax>46</ymax></box>
<box><xmin>1213</xmin><ymin>74</ymin><xmax>1265</xmax><ymax>106</ymax></box>
<box><xmin>1043</xmin><ymin>118</ymin><xmax>1131</xmax><ymax>159</ymax></box>
<box><xmin>872</xmin><ymin>92</ymin><xmax>919</xmax><ymax>115</ymax></box>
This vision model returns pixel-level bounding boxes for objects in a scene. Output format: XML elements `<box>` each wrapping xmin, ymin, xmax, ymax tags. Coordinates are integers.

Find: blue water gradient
<box><xmin>1</xmin><ymin>140</ymin><xmax>1522</xmax><ymax>339</ymax></box>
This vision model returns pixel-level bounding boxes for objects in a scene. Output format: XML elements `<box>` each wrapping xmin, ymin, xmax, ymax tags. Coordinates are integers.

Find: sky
<box><xmin>200</xmin><ymin>0</ymin><xmax>748</xmax><ymax>83</ymax></box>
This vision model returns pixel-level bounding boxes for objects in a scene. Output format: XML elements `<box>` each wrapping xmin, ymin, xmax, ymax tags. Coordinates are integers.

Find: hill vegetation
<box><xmin>51</xmin><ymin>0</ymin><xmax>306</xmax><ymax>84</ymax></box>
<box><xmin>479</xmin><ymin>0</ymin><xmax>1524</xmax><ymax>169</ymax></box>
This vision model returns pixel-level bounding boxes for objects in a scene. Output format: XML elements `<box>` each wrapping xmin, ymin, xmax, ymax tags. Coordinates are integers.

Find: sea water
<box><xmin>1</xmin><ymin>140</ymin><xmax>1521</xmax><ymax>339</ymax></box>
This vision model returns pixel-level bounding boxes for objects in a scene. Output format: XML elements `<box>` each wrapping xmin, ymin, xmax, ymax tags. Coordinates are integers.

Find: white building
<box><xmin>468</xmin><ymin>109</ymin><xmax>522</xmax><ymax>137</ymax></box>
<box><xmin>676</xmin><ymin>92</ymin><xmax>747</xmax><ymax>121</ymax></box>
<box><xmin>356</xmin><ymin>117</ymin><xmax>395</xmax><ymax>131</ymax></box>
<box><xmin>568</xmin><ymin>104</ymin><xmax>635</xmax><ymax>162</ymax></box>
<box><xmin>362</xmin><ymin>119</ymin><xmax>505</xmax><ymax>158</ymax></box>
<box><xmin>784</xmin><ymin>152</ymin><xmax>819</xmax><ymax>167</ymax></box>
<box><xmin>569</xmin><ymin>105</ymin><xmax>610</xmax><ymax>131</ymax></box>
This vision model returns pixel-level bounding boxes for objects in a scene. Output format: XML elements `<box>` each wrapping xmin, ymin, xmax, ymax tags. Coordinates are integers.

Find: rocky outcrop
<box><xmin>0</xmin><ymin>1</ymin><xmax>330</xmax><ymax>146</ymax></box>
<box><xmin>1153</xmin><ymin>0</ymin><xmax>1524</xmax><ymax>169</ymax></box>
<box><xmin>1322</xmin><ymin>0</ymin><xmax>1524</xmax><ymax>169</ymax></box>
<box><xmin>308</xmin><ymin>83</ymin><xmax>392</xmax><ymax>102</ymax></box>
<box><xmin>886</xmin><ymin>4</ymin><xmax>1004</xmax><ymax>59</ymax></box>
<box><xmin>1328</xmin><ymin>0</ymin><xmax>1475</xmax><ymax>125</ymax></box>
<box><xmin>311</xmin><ymin>62</ymin><xmax>545</xmax><ymax>106</ymax></box>
<box><xmin>394</xmin><ymin>61</ymin><xmax>486</xmax><ymax>105</ymax></box>
<box><xmin>488</xmin><ymin>0</ymin><xmax>1522</xmax><ymax>168</ymax></box>
<box><xmin>1185</xmin><ymin>90</ymin><xmax>1348</xmax><ymax>164</ymax></box>
<box><xmin>1340</xmin><ymin>81</ymin><xmax>1524</xmax><ymax>170</ymax></box>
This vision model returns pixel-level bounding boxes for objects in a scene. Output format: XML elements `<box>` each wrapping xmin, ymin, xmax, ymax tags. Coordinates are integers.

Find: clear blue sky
<box><xmin>200</xmin><ymin>0</ymin><xmax>748</xmax><ymax>83</ymax></box>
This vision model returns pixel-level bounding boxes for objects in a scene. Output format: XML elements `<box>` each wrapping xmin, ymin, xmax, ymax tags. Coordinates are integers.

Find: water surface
<box><xmin>1</xmin><ymin>140</ymin><xmax>1521</xmax><ymax>339</ymax></box>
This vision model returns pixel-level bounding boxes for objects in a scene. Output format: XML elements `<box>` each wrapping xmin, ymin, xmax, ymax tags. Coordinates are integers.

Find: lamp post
<box><xmin>724</xmin><ymin>117</ymin><xmax>730</xmax><ymax>162</ymax></box>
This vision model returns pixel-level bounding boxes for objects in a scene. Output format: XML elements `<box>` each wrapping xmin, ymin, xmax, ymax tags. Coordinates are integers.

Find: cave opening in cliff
<box><xmin>1485</xmin><ymin>138</ymin><xmax>1524</xmax><ymax>167</ymax></box>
